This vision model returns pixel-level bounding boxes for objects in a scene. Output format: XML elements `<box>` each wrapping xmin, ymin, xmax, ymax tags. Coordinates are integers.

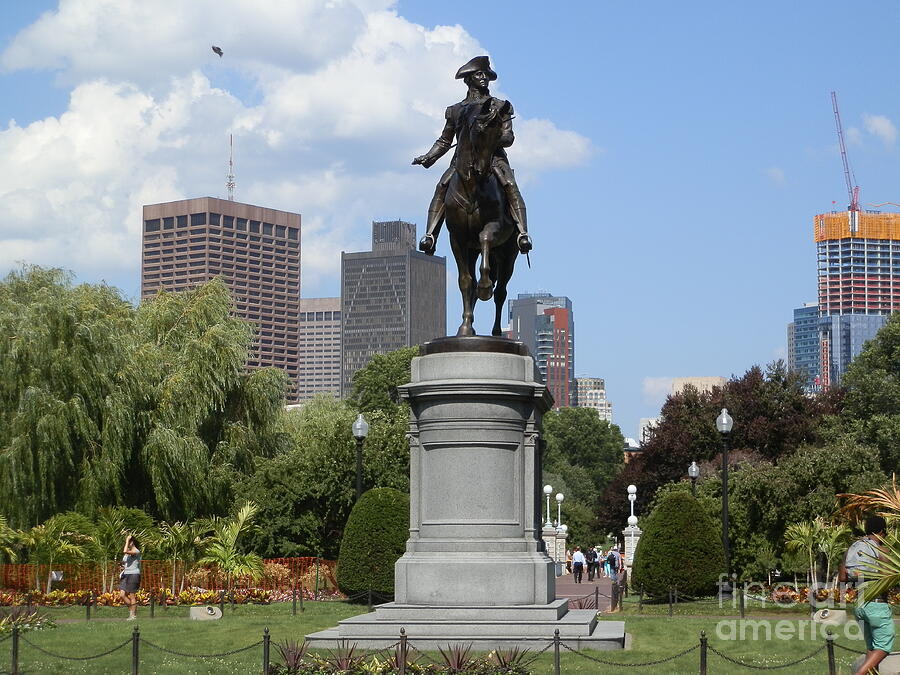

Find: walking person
<box><xmin>572</xmin><ymin>546</ymin><xmax>585</xmax><ymax>584</ymax></box>
<box><xmin>840</xmin><ymin>516</ymin><xmax>895</xmax><ymax>675</ymax></box>
<box><xmin>118</xmin><ymin>534</ymin><xmax>141</xmax><ymax>620</ymax></box>
<box><xmin>587</xmin><ymin>546</ymin><xmax>598</xmax><ymax>581</ymax></box>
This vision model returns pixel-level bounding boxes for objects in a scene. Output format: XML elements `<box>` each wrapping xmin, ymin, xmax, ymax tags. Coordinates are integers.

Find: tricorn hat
<box><xmin>455</xmin><ymin>55</ymin><xmax>497</xmax><ymax>81</ymax></box>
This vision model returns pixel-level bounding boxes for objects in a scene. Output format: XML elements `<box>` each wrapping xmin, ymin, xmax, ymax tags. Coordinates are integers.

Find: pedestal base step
<box><xmin>305</xmin><ymin>609</ymin><xmax>626</xmax><ymax>651</ymax></box>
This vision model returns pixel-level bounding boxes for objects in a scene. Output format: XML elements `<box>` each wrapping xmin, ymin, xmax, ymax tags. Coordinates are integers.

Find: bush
<box><xmin>632</xmin><ymin>491</ymin><xmax>725</xmax><ymax>599</ymax></box>
<box><xmin>336</xmin><ymin>488</ymin><xmax>409</xmax><ymax>599</ymax></box>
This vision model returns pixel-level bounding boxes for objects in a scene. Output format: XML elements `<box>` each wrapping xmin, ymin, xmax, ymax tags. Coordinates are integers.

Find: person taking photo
<box><xmin>118</xmin><ymin>534</ymin><xmax>141</xmax><ymax>621</ymax></box>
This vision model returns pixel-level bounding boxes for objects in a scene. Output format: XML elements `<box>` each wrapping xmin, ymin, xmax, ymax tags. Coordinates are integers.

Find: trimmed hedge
<box><xmin>336</xmin><ymin>487</ymin><xmax>409</xmax><ymax>598</ymax></box>
<box><xmin>631</xmin><ymin>491</ymin><xmax>725</xmax><ymax>599</ymax></box>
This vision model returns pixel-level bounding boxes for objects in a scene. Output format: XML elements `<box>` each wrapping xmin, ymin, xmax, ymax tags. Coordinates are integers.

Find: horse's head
<box><xmin>461</xmin><ymin>99</ymin><xmax>511</xmax><ymax>179</ymax></box>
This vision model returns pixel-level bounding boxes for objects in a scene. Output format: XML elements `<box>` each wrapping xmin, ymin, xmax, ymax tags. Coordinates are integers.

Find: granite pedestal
<box><xmin>307</xmin><ymin>337</ymin><xmax>625</xmax><ymax>650</ymax></box>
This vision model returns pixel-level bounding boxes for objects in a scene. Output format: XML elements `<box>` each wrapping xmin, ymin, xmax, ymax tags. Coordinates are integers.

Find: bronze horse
<box><xmin>444</xmin><ymin>98</ymin><xmax>518</xmax><ymax>337</ymax></box>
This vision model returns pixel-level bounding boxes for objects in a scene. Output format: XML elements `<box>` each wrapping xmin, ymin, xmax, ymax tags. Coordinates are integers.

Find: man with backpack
<box><xmin>839</xmin><ymin>515</ymin><xmax>895</xmax><ymax>675</ymax></box>
<box><xmin>606</xmin><ymin>548</ymin><xmax>620</xmax><ymax>578</ymax></box>
<box><xmin>586</xmin><ymin>546</ymin><xmax>598</xmax><ymax>581</ymax></box>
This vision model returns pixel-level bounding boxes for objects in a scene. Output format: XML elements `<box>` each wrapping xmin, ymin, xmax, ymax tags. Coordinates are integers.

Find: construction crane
<box><xmin>831</xmin><ymin>91</ymin><xmax>860</xmax><ymax>212</ymax></box>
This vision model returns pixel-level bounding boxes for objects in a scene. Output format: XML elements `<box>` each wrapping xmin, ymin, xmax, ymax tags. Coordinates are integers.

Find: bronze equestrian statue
<box><xmin>412</xmin><ymin>56</ymin><xmax>531</xmax><ymax>337</ymax></box>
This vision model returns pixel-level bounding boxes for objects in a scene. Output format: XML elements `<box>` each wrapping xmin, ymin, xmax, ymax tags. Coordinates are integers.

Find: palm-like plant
<box><xmin>197</xmin><ymin>501</ymin><xmax>264</xmax><ymax>591</ymax></box>
<box><xmin>23</xmin><ymin>518</ymin><xmax>86</xmax><ymax>592</ymax></box>
<box><xmin>785</xmin><ymin>520</ymin><xmax>824</xmax><ymax>588</ymax></box>
<box><xmin>88</xmin><ymin>508</ymin><xmax>125</xmax><ymax>593</ymax></box>
<box><xmin>156</xmin><ymin>521</ymin><xmax>205</xmax><ymax>594</ymax></box>
<box><xmin>818</xmin><ymin>522</ymin><xmax>851</xmax><ymax>589</ymax></box>
<box><xmin>838</xmin><ymin>477</ymin><xmax>900</xmax><ymax>601</ymax></box>
<box><xmin>0</xmin><ymin>516</ymin><xmax>20</xmax><ymax>563</ymax></box>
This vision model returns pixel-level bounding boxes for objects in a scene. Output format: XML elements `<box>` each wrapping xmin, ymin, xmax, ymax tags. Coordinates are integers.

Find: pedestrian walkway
<box><xmin>554</xmin><ymin>570</ymin><xmax>615</xmax><ymax>612</ymax></box>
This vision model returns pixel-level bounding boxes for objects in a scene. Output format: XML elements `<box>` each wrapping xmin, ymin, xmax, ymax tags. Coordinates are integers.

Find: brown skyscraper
<box><xmin>141</xmin><ymin>197</ymin><xmax>302</xmax><ymax>395</ymax></box>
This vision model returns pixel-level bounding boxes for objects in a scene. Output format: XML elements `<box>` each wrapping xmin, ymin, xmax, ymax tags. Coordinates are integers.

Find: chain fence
<box><xmin>0</xmin><ymin>619</ymin><xmax>865</xmax><ymax>674</ymax></box>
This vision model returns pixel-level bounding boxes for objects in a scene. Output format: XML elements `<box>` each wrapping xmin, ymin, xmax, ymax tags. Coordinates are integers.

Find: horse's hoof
<box><xmin>456</xmin><ymin>324</ymin><xmax>475</xmax><ymax>337</ymax></box>
<box><xmin>476</xmin><ymin>285</ymin><xmax>493</xmax><ymax>301</ymax></box>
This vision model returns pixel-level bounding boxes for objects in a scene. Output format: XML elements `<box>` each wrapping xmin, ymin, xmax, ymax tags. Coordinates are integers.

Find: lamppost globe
<box><xmin>688</xmin><ymin>461</ymin><xmax>700</xmax><ymax>479</ymax></box>
<box><xmin>543</xmin><ymin>485</ymin><xmax>553</xmax><ymax>495</ymax></box>
<box><xmin>556</xmin><ymin>493</ymin><xmax>564</xmax><ymax>503</ymax></box>
<box><xmin>627</xmin><ymin>515</ymin><xmax>638</xmax><ymax>527</ymax></box>
<box><xmin>627</xmin><ymin>484</ymin><xmax>637</xmax><ymax>496</ymax></box>
<box><xmin>352</xmin><ymin>413</ymin><xmax>369</xmax><ymax>440</ymax></box>
<box><xmin>715</xmin><ymin>408</ymin><xmax>733</xmax><ymax>434</ymax></box>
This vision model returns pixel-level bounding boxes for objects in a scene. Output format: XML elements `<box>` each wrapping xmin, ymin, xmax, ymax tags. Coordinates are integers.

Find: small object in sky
<box><xmin>212</xmin><ymin>46</ymin><xmax>224</xmax><ymax>57</ymax></box>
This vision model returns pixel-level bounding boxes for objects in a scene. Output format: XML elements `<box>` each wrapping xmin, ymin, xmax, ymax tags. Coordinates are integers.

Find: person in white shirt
<box><xmin>571</xmin><ymin>546</ymin><xmax>586</xmax><ymax>583</ymax></box>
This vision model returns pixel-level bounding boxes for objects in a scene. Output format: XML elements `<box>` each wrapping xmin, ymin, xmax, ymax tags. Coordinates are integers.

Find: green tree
<box><xmin>632</xmin><ymin>492</ymin><xmax>725</xmax><ymax>599</ymax></box>
<box><xmin>23</xmin><ymin>515</ymin><xmax>87</xmax><ymax>592</ymax></box>
<box><xmin>596</xmin><ymin>363</ymin><xmax>841</xmax><ymax>536</ymax></box>
<box><xmin>0</xmin><ymin>266</ymin><xmax>289</xmax><ymax>526</ymax></box>
<box><xmin>155</xmin><ymin>521</ymin><xmax>205</xmax><ymax>594</ymax></box>
<box><xmin>0</xmin><ymin>516</ymin><xmax>18</xmax><ymax>563</ymax></box>
<box><xmin>241</xmin><ymin>398</ymin><xmax>409</xmax><ymax>559</ymax></box>
<box><xmin>785</xmin><ymin>520</ymin><xmax>824</xmax><ymax>588</ymax></box>
<box><xmin>349</xmin><ymin>346</ymin><xmax>419</xmax><ymax>413</ymax></box>
<box><xmin>336</xmin><ymin>488</ymin><xmax>409</xmax><ymax>598</ymax></box>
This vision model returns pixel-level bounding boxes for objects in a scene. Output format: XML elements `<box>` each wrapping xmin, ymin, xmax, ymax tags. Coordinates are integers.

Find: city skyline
<box><xmin>3</xmin><ymin>1</ymin><xmax>900</xmax><ymax>437</ymax></box>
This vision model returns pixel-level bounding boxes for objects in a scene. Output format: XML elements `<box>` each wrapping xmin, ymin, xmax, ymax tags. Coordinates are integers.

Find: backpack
<box><xmin>606</xmin><ymin>552</ymin><xmax>618</xmax><ymax>570</ymax></box>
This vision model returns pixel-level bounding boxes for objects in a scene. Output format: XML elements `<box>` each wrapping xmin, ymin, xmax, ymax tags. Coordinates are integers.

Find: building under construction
<box><xmin>812</xmin><ymin>210</ymin><xmax>900</xmax><ymax>387</ymax></box>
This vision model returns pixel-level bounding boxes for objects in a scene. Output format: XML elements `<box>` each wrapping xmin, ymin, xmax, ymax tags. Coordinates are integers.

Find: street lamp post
<box><xmin>715</xmin><ymin>408</ymin><xmax>734</xmax><ymax>582</ymax></box>
<box><xmin>556</xmin><ymin>493</ymin><xmax>564</xmax><ymax>528</ymax></box>
<box><xmin>688</xmin><ymin>461</ymin><xmax>700</xmax><ymax>497</ymax></box>
<box><xmin>352</xmin><ymin>413</ymin><xmax>369</xmax><ymax>502</ymax></box>
<box><xmin>543</xmin><ymin>485</ymin><xmax>553</xmax><ymax>527</ymax></box>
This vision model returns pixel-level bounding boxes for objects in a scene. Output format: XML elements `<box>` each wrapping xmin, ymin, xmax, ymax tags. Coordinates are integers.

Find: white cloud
<box><xmin>765</xmin><ymin>167</ymin><xmax>785</xmax><ymax>186</ymax></box>
<box><xmin>846</xmin><ymin>127</ymin><xmax>863</xmax><ymax>146</ymax></box>
<box><xmin>641</xmin><ymin>377</ymin><xmax>673</xmax><ymax>405</ymax></box>
<box><xmin>0</xmin><ymin>1</ymin><xmax>593</xmax><ymax>296</ymax></box>
<box><xmin>863</xmin><ymin>113</ymin><xmax>897</xmax><ymax>147</ymax></box>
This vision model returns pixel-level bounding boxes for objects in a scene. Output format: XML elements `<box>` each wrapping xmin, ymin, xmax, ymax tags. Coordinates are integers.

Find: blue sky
<box><xmin>2</xmin><ymin>1</ymin><xmax>899</xmax><ymax>440</ymax></box>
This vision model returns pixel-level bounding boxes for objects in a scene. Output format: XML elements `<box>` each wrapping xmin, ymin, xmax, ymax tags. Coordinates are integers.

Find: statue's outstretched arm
<box><xmin>413</xmin><ymin>109</ymin><xmax>455</xmax><ymax>168</ymax></box>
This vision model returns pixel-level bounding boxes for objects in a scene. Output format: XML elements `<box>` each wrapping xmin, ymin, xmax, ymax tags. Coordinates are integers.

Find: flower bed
<box><xmin>0</xmin><ymin>587</ymin><xmax>276</xmax><ymax>607</ymax></box>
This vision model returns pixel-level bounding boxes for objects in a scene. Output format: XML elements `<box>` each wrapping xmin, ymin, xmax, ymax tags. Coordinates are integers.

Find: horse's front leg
<box><xmin>476</xmin><ymin>226</ymin><xmax>495</xmax><ymax>301</ymax></box>
<box><xmin>450</xmin><ymin>234</ymin><xmax>476</xmax><ymax>336</ymax></box>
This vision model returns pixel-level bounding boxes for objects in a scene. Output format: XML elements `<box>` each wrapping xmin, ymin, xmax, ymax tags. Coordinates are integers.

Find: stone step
<box><xmin>373</xmin><ymin>599</ymin><xmax>569</xmax><ymax>622</ymax></box>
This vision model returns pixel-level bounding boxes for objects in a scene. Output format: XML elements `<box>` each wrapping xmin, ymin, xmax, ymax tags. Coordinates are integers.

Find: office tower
<box><xmin>340</xmin><ymin>221</ymin><xmax>446</xmax><ymax>396</ymax></box>
<box><xmin>297</xmin><ymin>297</ymin><xmax>341</xmax><ymax>401</ymax></box>
<box><xmin>507</xmin><ymin>293</ymin><xmax>575</xmax><ymax>407</ymax></box>
<box><xmin>787</xmin><ymin>303</ymin><xmax>821</xmax><ymax>390</ymax></box>
<box><xmin>574</xmin><ymin>377</ymin><xmax>613</xmax><ymax>422</ymax></box>
<box><xmin>141</xmin><ymin>197</ymin><xmax>302</xmax><ymax>395</ymax></box>
<box><xmin>670</xmin><ymin>376</ymin><xmax>726</xmax><ymax>396</ymax></box>
<box><xmin>814</xmin><ymin>211</ymin><xmax>900</xmax><ymax>386</ymax></box>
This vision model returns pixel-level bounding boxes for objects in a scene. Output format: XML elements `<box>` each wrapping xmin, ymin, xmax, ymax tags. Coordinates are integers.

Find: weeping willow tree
<box><xmin>0</xmin><ymin>265</ymin><xmax>291</xmax><ymax>528</ymax></box>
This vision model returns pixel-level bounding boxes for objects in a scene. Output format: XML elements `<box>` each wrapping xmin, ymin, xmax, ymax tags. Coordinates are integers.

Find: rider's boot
<box><xmin>419</xmin><ymin>186</ymin><xmax>446</xmax><ymax>255</ymax></box>
<box><xmin>507</xmin><ymin>188</ymin><xmax>532</xmax><ymax>253</ymax></box>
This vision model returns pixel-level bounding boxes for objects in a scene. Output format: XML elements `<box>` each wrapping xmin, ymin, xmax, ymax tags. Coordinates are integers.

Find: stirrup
<box><xmin>517</xmin><ymin>233</ymin><xmax>532</xmax><ymax>253</ymax></box>
<box><xmin>418</xmin><ymin>233</ymin><xmax>436</xmax><ymax>255</ymax></box>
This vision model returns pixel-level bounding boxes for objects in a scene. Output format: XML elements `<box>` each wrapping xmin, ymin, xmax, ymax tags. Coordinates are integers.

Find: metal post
<box><xmin>262</xmin><ymin>627</ymin><xmax>270</xmax><ymax>675</ymax></box>
<box><xmin>355</xmin><ymin>437</ymin><xmax>364</xmax><ymax>502</ymax></box>
<box><xmin>722</xmin><ymin>432</ymin><xmax>731</xmax><ymax>579</ymax></box>
<box><xmin>86</xmin><ymin>590</ymin><xmax>92</xmax><ymax>621</ymax></box>
<box><xmin>367</xmin><ymin>588</ymin><xmax>373</xmax><ymax>612</ymax></box>
<box><xmin>314</xmin><ymin>557</ymin><xmax>320</xmax><ymax>599</ymax></box>
<box><xmin>299</xmin><ymin>582</ymin><xmax>304</xmax><ymax>612</ymax></box>
<box><xmin>699</xmin><ymin>630</ymin><xmax>707</xmax><ymax>675</ymax></box>
<box><xmin>739</xmin><ymin>587</ymin><xmax>745</xmax><ymax>618</ymax></box>
<box><xmin>131</xmin><ymin>625</ymin><xmax>140</xmax><ymax>675</ymax></box>
<box><xmin>668</xmin><ymin>588</ymin><xmax>673</xmax><ymax>617</ymax></box>
<box><xmin>553</xmin><ymin>628</ymin><xmax>560</xmax><ymax>675</ymax></box>
<box><xmin>150</xmin><ymin>590</ymin><xmax>155</xmax><ymax>618</ymax></box>
<box><xmin>611</xmin><ymin>578</ymin><xmax>619</xmax><ymax>612</ymax></box>
<box><xmin>11</xmin><ymin>625</ymin><xmax>19</xmax><ymax>675</ymax></box>
<box><xmin>639</xmin><ymin>584</ymin><xmax>644</xmax><ymax>613</ymax></box>
<box><xmin>399</xmin><ymin>628</ymin><xmax>407</xmax><ymax>675</ymax></box>
<box><xmin>826</xmin><ymin>630</ymin><xmax>836</xmax><ymax>675</ymax></box>
<box><xmin>594</xmin><ymin>586</ymin><xmax>599</xmax><ymax>610</ymax></box>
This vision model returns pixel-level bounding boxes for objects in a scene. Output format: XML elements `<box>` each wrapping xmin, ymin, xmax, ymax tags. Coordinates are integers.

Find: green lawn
<box><xmin>0</xmin><ymin>602</ymin><xmax>874</xmax><ymax>674</ymax></box>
